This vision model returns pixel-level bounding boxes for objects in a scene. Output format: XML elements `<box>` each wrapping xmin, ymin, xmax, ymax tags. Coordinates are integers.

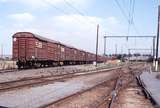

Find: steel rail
<box><xmin>0</xmin><ymin>63</ymin><xmax>143</xmax><ymax>92</ymax></box>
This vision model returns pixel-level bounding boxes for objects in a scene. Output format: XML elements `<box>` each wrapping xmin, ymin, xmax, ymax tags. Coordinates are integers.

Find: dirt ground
<box><xmin>113</xmin><ymin>79</ymin><xmax>154</xmax><ymax>108</ymax></box>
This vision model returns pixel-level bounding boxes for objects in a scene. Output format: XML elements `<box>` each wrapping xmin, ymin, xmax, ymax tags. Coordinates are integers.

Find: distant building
<box><xmin>0</xmin><ymin>55</ymin><xmax>12</xmax><ymax>60</ymax></box>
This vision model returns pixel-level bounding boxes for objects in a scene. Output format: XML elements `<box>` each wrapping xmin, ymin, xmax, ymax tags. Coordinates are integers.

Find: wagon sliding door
<box><xmin>17</xmin><ymin>37</ymin><xmax>28</xmax><ymax>61</ymax></box>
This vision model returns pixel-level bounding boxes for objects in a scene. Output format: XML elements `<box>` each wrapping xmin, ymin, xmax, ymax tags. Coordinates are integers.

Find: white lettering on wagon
<box><xmin>35</xmin><ymin>42</ymin><xmax>42</xmax><ymax>48</ymax></box>
<box><xmin>61</xmin><ymin>47</ymin><xmax>65</xmax><ymax>52</ymax></box>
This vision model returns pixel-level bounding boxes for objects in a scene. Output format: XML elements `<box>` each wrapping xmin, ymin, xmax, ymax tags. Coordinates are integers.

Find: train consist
<box><xmin>12</xmin><ymin>32</ymin><xmax>107</xmax><ymax>68</ymax></box>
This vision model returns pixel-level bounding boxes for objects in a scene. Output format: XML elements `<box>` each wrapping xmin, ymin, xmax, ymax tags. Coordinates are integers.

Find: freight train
<box><xmin>12</xmin><ymin>32</ymin><xmax>107</xmax><ymax>69</ymax></box>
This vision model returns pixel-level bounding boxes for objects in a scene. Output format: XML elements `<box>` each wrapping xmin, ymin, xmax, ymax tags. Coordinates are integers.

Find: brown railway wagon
<box><xmin>77</xmin><ymin>50</ymin><xmax>82</xmax><ymax>61</ymax></box>
<box><xmin>64</xmin><ymin>46</ymin><xmax>73</xmax><ymax>61</ymax></box>
<box><xmin>86</xmin><ymin>53</ymin><xmax>92</xmax><ymax>62</ymax></box>
<box><xmin>75</xmin><ymin>50</ymin><xmax>86</xmax><ymax>63</ymax></box>
<box><xmin>85</xmin><ymin>52</ymin><xmax>90</xmax><ymax>62</ymax></box>
<box><xmin>70</xmin><ymin>48</ymin><xmax>77</xmax><ymax>62</ymax></box>
<box><xmin>13</xmin><ymin>32</ymin><xmax>107</xmax><ymax>68</ymax></box>
<box><xmin>80</xmin><ymin>51</ymin><xmax>86</xmax><ymax>62</ymax></box>
<box><xmin>13</xmin><ymin>34</ymin><xmax>47</xmax><ymax>61</ymax></box>
<box><xmin>63</xmin><ymin>46</ymin><xmax>76</xmax><ymax>65</ymax></box>
<box><xmin>47</xmin><ymin>42</ymin><xmax>59</xmax><ymax>61</ymax></box>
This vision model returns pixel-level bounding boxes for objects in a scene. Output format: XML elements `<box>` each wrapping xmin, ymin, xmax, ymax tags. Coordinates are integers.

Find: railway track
<box><xmin>44</xmin><ymin>64</ymin><xmax>144</xmax><ymax>108</ymax></box>
<box><xmin>0</xmin><ymin>69</ymin><xmax>18</xmax><ymax>73</ymax></box>
<box><xmin>0</xmin><ymin>63</ymin><xmax>146</xmax><ymax>108</ymax></box>
<box><xmin>0</xmin><ymin>63</ymin><xmax>144</xmax><ymax>92</ymax></box>
<box><xmin>0</xmin><ymin>65</ymin><xmax>112</xmax><ymax>75</ymax></box>
<box><xmin>0</xmin><ymin>64</ymin><xmax>114</xmax><ymax>74</ymax></box>
<box><xmin>0</xmin><ymin>62</ymin><xmax>137</xmax><ymax>74</ymax></box>
<box><xmin>0</xmin><ymin>63</ymin><xmax>144</xmax><ymax>93</ymax></box>
<box><xmin>0</xmin><ymin>66</ymin><xmax>123</xmax><ymax>92</ymax></box>
<box><xmin>44</xmin><ymin>77</ymin><xmax>119</xmax><ymax>108</ymax></box>
<box><xmin>96</xmin><ymin>66</ymin><xmax>145</xmax><ymax>108</ymax></box>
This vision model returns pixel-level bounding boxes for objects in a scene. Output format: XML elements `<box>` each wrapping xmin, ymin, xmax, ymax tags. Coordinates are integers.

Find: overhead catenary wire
<box><xmin>44</xmin><ymin>0</ymin><xmax>104</xmax><ymax>32</ymax></box>
<box><xmin>128</xmin><ymin>0</ymin><xmax>137</xmax><ymax>46</ymax></box>
<box><xmin>114</xmin><ymin>0</ymin><xmax>131</xmax><ymax>54</ymax></box>
<box><xmin>130</xmin><ymin>0</ymin><xmax>138</xmax><ymax>34</ymax></box>
<box><xmin>114</xmin><ymin>0</ymin><xmax>129</xmax><ymax>23</ymax></box>
<box><xmin>114</xmin><ymin>0</ymin><xmax>139</xmax><ymax>35</ymax></box>
<box><xmin>43</xmin><ymin>0</ymin><xmax>95</xmax><ymax>28</ymax></box>
<box><xmin>63</xmin><ymin>0</ymin><xmax>108</xmax><ymax>53</ymax></box>
<box><xmin>43</xmin><ymin>1</ymin><xmax>84</xmax><ymax>24</ymax></box>
<box><xmin>63</xmin><ymin>0</ymin><xmax>98</xmax><ymax>26</ymax></box>
<box><xmin>63</xmin><ymin>0</ymin><xmax>108</xmax><ymax>35</ymax></box>
<box><xmin>43</xmin><ymin>0</ymin><xmax>102</xmax><ymax>54</ymax></box>
<box><xmin>127</xmin><ymin>0</ymin><xmax>131</xmax><ymax>36</ymax></box>
<box><xmin>127</xmin><ymin>0</ymin><xmax>135</xmax><ymax>36</ymax></box>
<box><xmin>130</xmin><ymin>0</ymin><xmax>135</xmax><ymax>24</ymax></box>
<box><xmin>45</xmin><ymin>0</ymin><xmax>109</xmax><ymax>34</ymax></box>
<box><xmin>130</xmin><ymin>0</ymin><xmax>139</xmax><ymax>35</ymax></box>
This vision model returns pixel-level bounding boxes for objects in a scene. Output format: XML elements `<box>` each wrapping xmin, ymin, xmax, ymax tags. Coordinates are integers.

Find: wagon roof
<box><xmin>32</xmin><ymin>33</ymin><xmax>81</xmax><ymax>50</ymax></box>
<box><xmin>14</xmin><ymin>32</ymin><xmax>78</xmax><ymax>49</ymax></box>
<box><xmin>33</xmin><ymin>33</ymin><xmax>60</xmax><ymax>44</ymax></box>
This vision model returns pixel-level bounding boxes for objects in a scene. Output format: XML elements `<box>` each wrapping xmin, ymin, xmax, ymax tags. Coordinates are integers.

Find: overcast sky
<box><xmin>0</xmin><ymin>0</ymin><xmax>159</xmax><ymax>55</ymax></box>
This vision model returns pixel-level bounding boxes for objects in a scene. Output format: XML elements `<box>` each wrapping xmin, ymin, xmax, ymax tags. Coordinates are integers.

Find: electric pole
<box><xmin>153</xmin><ymin>37</ymin><xmax>156</xmax><ymax>67</ymax></box>
<box><xmin>104</xmin><ymin>36</ymin><xmax>106</xmax><ymax>56</ymax></box>
<box><xmin>96</xmin><ymin>24</ymin><xmax>99</xmax><ymax>67</ymax></box>
<box><xmin>1</xmin><ymin>44</ymin><xmax>3</xmax><ymax>59</ymax></box>
<box><xmin>155</xmin><ymin>5</ymin><xmax>160</xmax><ymax>71</ymax></box>
<box><xmin>115</xmin><ymin>44</ymin><xmax>117</xmax><ymax>55</ymax></box>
